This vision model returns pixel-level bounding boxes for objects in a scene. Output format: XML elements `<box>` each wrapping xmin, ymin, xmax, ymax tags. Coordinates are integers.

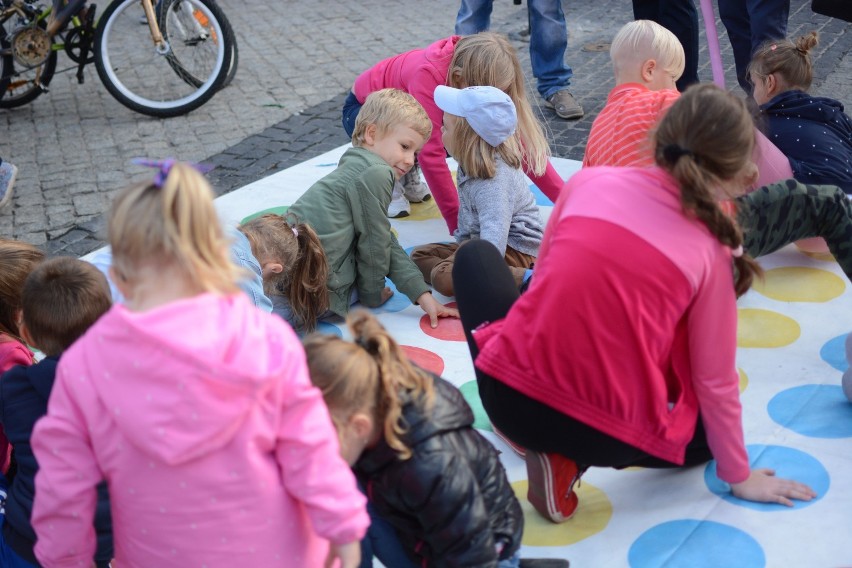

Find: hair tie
<box><xmin>662</xmin><ymin>144</ymin><xmax>693</xmax><ymax>164</ymax></box>
<box><xmin>131</xmin><ymin>158</ymin><xmax>213</xmax><ymax>188</ymax></box>
<box><xmin>731</xmin><ymin>245</ymin><xmax>744</xmax><ymax>258</ymax></box>
<box><xmin>292</xmin><ymin>227</ymin><xmax>299</xmax><ymax>238</ymax></box>
<box><xmin>770</xmin><ymin>44</ymin><xmax>778</xmax><ymax>51</ymax></box>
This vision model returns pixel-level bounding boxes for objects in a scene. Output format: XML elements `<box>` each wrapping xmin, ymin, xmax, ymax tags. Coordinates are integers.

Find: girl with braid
<box><xmin>451</xmin><ymin>85</ymin><xmax>816</xmax><ymax>525</ymax></box>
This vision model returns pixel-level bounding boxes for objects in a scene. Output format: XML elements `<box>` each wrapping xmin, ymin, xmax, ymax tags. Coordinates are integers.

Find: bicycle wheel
<box><xmin>94</xmin><ymin>0</ymin><xmax>232</xmax><ymax>117</ymax></box>
<box><xmin>0</xmin><ymin>21</ymin><xmax>57</xmax><ymax>108</ymax></box>
<box><xmin>157</xmin><ymin>0</ymin><xmax>237</xmax><ymax>90</ymax></box>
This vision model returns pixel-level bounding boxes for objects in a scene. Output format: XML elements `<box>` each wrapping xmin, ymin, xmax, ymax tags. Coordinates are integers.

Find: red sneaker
<box><xmin>526</xmin><ymin>450</ymin><xmax>584</xmax><ymax>523</ymax></box>
<box><xmin>492</xmin><ymin>424</ymin><xmax>527</xmax><ymax>459</ymax></box>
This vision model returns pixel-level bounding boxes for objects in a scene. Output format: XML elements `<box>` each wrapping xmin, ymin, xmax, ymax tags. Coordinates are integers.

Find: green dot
<box><xmin>459</xmin><ymin>381</ymin><xmax>491</xmax><ymax>431</ymax></box>
<box><xmin>240</xmin><ymin>206</ymin><xmax>290</xmax><ymax>225</ymax></box>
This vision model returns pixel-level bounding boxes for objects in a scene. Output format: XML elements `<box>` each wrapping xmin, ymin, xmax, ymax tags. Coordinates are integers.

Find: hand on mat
<box><xmin>417</xmin><ymin>292</ymin><xmax>459</xmax><ymax>328</ymax></box>
<box><xmin>730</xmin><ymin>468</ymin><xmax>817</xmax><ymax>506</ymax></box>
<box><xmin>325</xmin><ymin>541</ymin><xmax>360</xmax><ymax>568</ymax></box>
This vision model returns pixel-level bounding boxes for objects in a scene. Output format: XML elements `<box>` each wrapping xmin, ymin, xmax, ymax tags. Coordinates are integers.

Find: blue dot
<box><xmin>528</xmin><ymin>183</ymin><xmax>553</xmax><ymax>206</ymax></box>
<box><xmin>819</xmin><ymin>333</ymin><xmax>849</xmax><ymax>372</ymax></box>
<box><xmin>768</xmin><ymin>384</ymin><xmax>852</xmax><ymax>438</ymax></box>
<box><xmin>364</xmin><ymin>278</ymin><xmax>409</xmax><ymax>314</ymax></box>
<box><xmin>629</xmin><ymin>520</ymin><xmax>765</xmax><ymax>568</ymax></box>
<box><xmin>316</xmin><ymin>321</ymin><xmax>342</xmax><ymax>337</ymax></box>
<box><xmin>704</xmin><ymin>445</ymin><xmax>828</xmax><ymax>511</ymax></box>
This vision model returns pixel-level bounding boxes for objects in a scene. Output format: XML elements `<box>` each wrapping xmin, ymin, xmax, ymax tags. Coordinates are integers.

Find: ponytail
<box><xmin>286</xmin><ymin>222</ymin><xmax>329</xmax><ymax>332</ymax></box>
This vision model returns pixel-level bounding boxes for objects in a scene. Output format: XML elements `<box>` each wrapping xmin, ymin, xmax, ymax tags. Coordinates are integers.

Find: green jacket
<box><xmin>290</xmin><ymin>147</ymin><xmax>430</xmax><ymax>317</ymax></box>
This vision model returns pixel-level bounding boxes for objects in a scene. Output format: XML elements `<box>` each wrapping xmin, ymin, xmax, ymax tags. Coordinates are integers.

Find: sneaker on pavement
<box><xmin>387</xmin><ymin>181</ymin><xmax>411</xmax><ymax>218</ymax></box>
<box><xmin>526</xmin><ymin>450</ymin><xmax>584</xmax><ymax>523</ymax></box>
<box><xmin>493</xmin><ymin>424</ymin><xmax>527</xmax><ymax>459</ymax></box>
<box><xmin>545</xmin><ymin>90</ymin><xmax>584</xmax><ymax>120</ymax></box>
<box><xmin>519</xmin><ymin>559</ymin><xmax>570</xmax><ymax>568</ymax></box>
<box><xmin>0</xmin><ymin>161</ymin><xmax>18</xmax><ymax>210</ymax></box>
<box><xmin>401</xmin><ymin>165</ymin><xmax>431</xmax><ymax>203</ymax></box>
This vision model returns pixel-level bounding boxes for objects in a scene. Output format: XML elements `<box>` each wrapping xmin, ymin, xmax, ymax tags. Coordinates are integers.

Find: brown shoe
<box><xmin>545</xmin><ymin>90</ymin><xmax>584</xmax><ymax>120</ymax></box>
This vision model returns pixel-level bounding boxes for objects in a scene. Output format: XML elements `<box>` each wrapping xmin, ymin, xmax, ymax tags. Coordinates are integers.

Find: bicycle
<box><xmin>0</xmin><ymin>0</ymin><xmax>236</xmax><ymax>117</ymax></box>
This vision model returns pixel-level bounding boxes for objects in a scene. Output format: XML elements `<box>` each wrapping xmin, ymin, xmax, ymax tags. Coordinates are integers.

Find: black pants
<box><xmin>632</xmin><ymin>0</ymin><xmax>700</xmax><ymax>91</ymax></box>
<box><xmin>452</xmin><ymin>239</ymin><xmax>712</xmax><ymax>469</ymax></box>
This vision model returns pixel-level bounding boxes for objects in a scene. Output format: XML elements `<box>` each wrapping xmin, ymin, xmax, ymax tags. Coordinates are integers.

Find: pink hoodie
<box><xmin>353</xmin><ymin>36</ymin><xmax>563</xmax><ymax>234</ymax></box>
<box><xmin>31</xmin><ymin>293</ymin><xmax>368</xmax><ymax>568</ymax></box>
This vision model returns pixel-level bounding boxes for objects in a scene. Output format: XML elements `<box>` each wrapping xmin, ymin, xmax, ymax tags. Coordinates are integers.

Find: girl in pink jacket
<box><xmin>343</xmin><ymin>32</ymin><xmax>561</xmax><ymax>234</ymax></box>
<box><xmin>30</xmin><ymin>161</ymin><xmax>369</xmax><ymax>568</ymax></box>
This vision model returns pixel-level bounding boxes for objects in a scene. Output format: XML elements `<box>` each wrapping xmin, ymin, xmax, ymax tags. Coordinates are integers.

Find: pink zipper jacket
<box><xmin>31</xmin><ymin>293</ymin><xmax>368</xmax><ymax>567</ymax></box>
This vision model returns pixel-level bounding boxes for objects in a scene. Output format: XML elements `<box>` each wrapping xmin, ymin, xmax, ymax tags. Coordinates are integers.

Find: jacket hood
<box><xmin>423</xmin><ymin>35</ymin><xmax>461</xmax><ymax>73</ymax></box>
<box><xmin>79</xmin><ymin>293</ymin><xmax>298</xmax><ymax>465</ymax></box>
<box><xmin>761</xmin><ymin>90</ymin><xmax>852</xmax><ymax>139</ymax></box>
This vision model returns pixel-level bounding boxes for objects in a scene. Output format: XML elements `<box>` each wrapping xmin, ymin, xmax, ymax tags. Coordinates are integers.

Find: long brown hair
<box><xmin>303</xmin><ymin>311</ymin><xmax>434</xmax><ymax>460</ymax></box>
<box><xmin>0</xmin><ymin>239</ymin><xmax>45</xmax><ymax>343</ymax></box>
<box><xmin>653</xmin><ymin>84</ymin><xmax>762</xmax><ymax>296</ymax></box>
<box><xmin>239</xmin><ymin>214</ymin><xmax>329</xmax><ymax>331</ymax></box>
<box><xmin>748</xmin><ymin>31</ymin><xmax>818</xmax><ymax>92</ymax></box>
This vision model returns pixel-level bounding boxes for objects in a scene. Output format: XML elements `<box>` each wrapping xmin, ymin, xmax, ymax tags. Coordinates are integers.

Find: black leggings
<box><xmin>452</xmin><ymin>239</ymin><xmax>713</xmax><ymax>469</ymax></box>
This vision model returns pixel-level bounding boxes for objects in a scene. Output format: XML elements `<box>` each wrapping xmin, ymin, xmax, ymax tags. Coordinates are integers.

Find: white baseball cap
<box><xmin>434</xmin><ymin>85</ymin><xmax>518</xmax><ymax>147</ymax></box>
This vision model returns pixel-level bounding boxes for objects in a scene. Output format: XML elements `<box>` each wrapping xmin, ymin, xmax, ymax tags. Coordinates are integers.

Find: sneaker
<box><xmin>492</xmin><ymin>424</ymin><xmax>527</xmax><ymax>459</ymax></box>
<box><xmin>545</xmin><ymin>90</ymin><xmax>584</xmax><ymax>120</ymax></box>
<box><xmin>401</xmin><ymin>164</ymin><xmax>431</xmax><ymax>203</ymax></box>
<box><xmin>387</xmin><ymin>181</ymin><xmax>411</xmax><ymax>218</ymax></box>
<box><xmin>526</xmin><ymin>450</ymin><xmax>584</xmax><ymax>523</ymax></box>
<box><xmin>0</xmin><ymin>161</ymin><xmax>18</xmax><ymax>210</ymax></box>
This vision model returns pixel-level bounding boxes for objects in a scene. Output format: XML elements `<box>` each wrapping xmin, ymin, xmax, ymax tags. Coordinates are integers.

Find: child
<box><xmin>291</xmin><ymin>89</ymin><xmax>458</xmax><ymax>328</ymax></box>
<box><xmin>0</xmin><ymin>239</ymin><xmax>44</xmax><ymax>477</ymax></box>
<box><xmin>236</xmin><ymin>213</ymin><xmax>329</xmax><ymax>332</ymax></box>
<box><xmin>584</xmin><ymin>20</ymin><xmax>852</xmax><ymax>286</ymax></box>
<box><xmin>344</xmin><ymin>32</ymin><xmax>560</xmax><ymax>231</ymax></box>
<box><xmin>749</xmin><ymin>31</ymin><xmax>852</xmax><ymax>194</ymax></box>
<box><xmin>29</xmin><ymin>161</ymin><xmax>368</xmax><ymax>567</ymax></box>
<box><xmin>304</xmin><ymin>311</ymin><xmax>568</xmax><ymax>568</ymax></box>
<box><xmin>453</xmin><ymin>85</ymin><xmax>816</xmax><ymax>525</ymax></box>
<box><xmin>411</xmin><ymin>85</ymin><xmax>543</xmax><ymax>296</ymax></box>
<box><xmin>0</xmin><ymin>257</ymin><xmax>113</xmax><ymax>568</ymax></box>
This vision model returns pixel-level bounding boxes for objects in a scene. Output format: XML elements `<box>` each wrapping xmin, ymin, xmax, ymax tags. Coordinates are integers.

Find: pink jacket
<box><xmin>353</xmin><ymin>36</ymin><xmax>563</xmax><ymax>234</ymax></box>
<box><xmin>0</xmin><ymin>336</ymin><xmax>33</xmax><ymax>473</ymax></box>
<box><xmin>474</xmin><ymin>167</ymin><xmax>750</xmax><ymax>484</ymax></box>
<box><xmin>31</xmin><ymin>293</ymin><xmax>368</xmax><ymax>568</ymax></box>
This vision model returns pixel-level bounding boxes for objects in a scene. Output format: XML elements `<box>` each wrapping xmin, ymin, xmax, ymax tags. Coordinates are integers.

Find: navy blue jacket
<box><xmin>760</xmin><ymin>90</ymin><xmax>852</xmax><ymax>193</ymax></box>
<box><xmin>0</xmin><ymin>357</ymin><xmax>113</xmax><ymax>567</ymax></box>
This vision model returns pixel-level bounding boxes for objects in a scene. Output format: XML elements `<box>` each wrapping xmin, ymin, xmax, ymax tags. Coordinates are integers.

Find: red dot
<box><xmin>401</xmin><ymin>346</ymin><xmax>445</xmax><ymax>375</ymax></box>
<box><xmin>419</xmin><ymin>302</ymin><xmax>465</xmax><ymax>342</ymax></box>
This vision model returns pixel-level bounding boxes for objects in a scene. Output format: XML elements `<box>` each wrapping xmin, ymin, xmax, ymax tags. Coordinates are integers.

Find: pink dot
<box><xmin>401</xmin><ymin>346</ymin><xmax>445</xmax><ymax>375</ymax></box>
<box><xmin>419</xmin><ymin>302</ymin><xmax>465</xmax><ymax>342</ymax></box>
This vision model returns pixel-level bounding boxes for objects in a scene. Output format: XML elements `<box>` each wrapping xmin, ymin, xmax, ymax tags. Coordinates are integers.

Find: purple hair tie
<box><xmin>131</xmin><ymin>158</ymin><xmax>213</xmax><ymax>188</ymax></box>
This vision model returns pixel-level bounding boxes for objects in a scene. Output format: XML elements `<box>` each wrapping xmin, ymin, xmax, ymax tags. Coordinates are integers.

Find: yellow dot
<box><xmin>737</xmin><ymin>308</ymin><xmax>800</xmax><ymax>348</ymax></box>
<box><xmin>511</xmin><ymin>479</ymin><xmax>612</xmax><ymax>546</ymax></box>
<box><xmin>738</xmin><ymin>367</ymin><xmax>748</xmax><ymax>393</ymax></box>
<box><xmin>400</xmin><ymin>198</ymin><xmax>442</xmax><ymax>221</ymax></box>
<box><xmin>752</xmin><ymin>267</ymin><xmax>845</xmax><ymax>302</ymax></box>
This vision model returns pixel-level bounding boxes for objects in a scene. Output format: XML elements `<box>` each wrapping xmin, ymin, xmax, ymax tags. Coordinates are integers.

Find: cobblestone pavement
<box><xmin>0</xmin><ymin>0</ymin><xmax>849</xmax><ymax>255</ymax></box>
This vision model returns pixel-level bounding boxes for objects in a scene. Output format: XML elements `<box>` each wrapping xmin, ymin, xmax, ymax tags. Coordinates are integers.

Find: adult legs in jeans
<box><xmin>718</xmin><ymin>0</ymin><xmax>790</xmax><ymax>92</ymax></box>
<box><xmin>631</xmin><ymin>0</ymin><xmax>699</xmax><ymax>91</ymax></box>
<box><xmin>736</xmin><ymin>179</ymin><xmax>852</xmax><ymax>283</ymax></box>
<box><xmin>454</xmin><ymin>0</ymin><xmax>493</xmax><ymax>35</ymax></box>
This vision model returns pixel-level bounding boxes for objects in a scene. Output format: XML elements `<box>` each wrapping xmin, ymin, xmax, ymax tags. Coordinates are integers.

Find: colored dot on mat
<box><xmin>316</xmin><ymin>321</ymin><xmax>342</xmax><ymax>337</ymax></box>
<box><xmin>240</xmin><ymin>206</ymin><xmax>289</xmax><ymax>225</ymax></box>
<box><xmin>751</xmin><ymin>267</ymin><xmax>845</xmax><ymax>302</ymax></box>
<box><xmin>459</xmin><ymin>381</ymin><xmax>491</xmax><ymax>431</ymax></box>
<box><xmin>398</xmin><ymin>199</ymin><xmax>443</xmax><ymax>221</ymax></box>
<box><xmin>768</xmin><ymin>384</ymin><xmax>852</xmax><ymax>438</ymax></box>
<box><xmin>419</xmin><ymin>302</ymin><xmax>465</xmax><ymax>342</ymax></box>
<box><xmin>738</xmin><ymin>368</ymin><xmax>748</xmax><ymax>394</ymax></box>
<box><xmin>704</xmin><ymin>444</ymin><xmax>829</xmax><ymax>511</ymax></box>
<box><xmin>737</xmin><ymin>308</ymin><xmax>800</xmax><ymax>348</ymax></box>
<box><xmin>628</xmin><ymin>520</ymin><xmax>765</xmax><ymax>568</ymax></box>
<box><xmin>819</xmin><ymin>333</ymin><xmax>850</xmax><ymax>372</ymax></box>
<box><xmin>368</xmin><ymin>278</ymin><xmax>410</xmax><ymax>314</ymax></box>
<box><xmin>510</xmin><ymin>479</ymin><xmax>612</xmax><ymax>547</ymax></box>
<box><xmin>401</xmin><ymin>346</ymin><xmax>445</xmax><ymax>376</ymax></box>
<box><xmin>528</xmin><ymin>183</ymin><xmax>553</xmax><ymax>207</ymax></box>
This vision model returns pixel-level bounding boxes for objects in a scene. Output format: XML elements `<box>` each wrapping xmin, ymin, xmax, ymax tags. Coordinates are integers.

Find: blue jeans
<box><xmin>342</xmin><ymin>90</ymin><xmax>363</xmax><ymax>139</ymax></box>
<box><xmin>455</xmin><ymin>0</ymin><xmax>573</xmax><ymax>100</ymax></box>
<box><xmin>718</xmin><ymin>0</ymin><xmax>790</xmax><ymax>91</ymax></box>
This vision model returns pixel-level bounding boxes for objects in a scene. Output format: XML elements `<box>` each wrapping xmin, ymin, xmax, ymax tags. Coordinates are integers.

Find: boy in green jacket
<box><xmin>290</xmin><ymin>89</ymin><xmax>458</xmax><ymax>328</ymax></box>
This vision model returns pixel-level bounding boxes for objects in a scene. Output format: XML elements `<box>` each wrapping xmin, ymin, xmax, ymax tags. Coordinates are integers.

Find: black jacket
<box><xmin>355</xmin><ymin>375</ymin><xmax>523</xmax><ymax>568</ymax></box>
<box><xmin>0</xmin><ymin>357</ymin><xmax>113</xmax><ymax>567</ymax></box>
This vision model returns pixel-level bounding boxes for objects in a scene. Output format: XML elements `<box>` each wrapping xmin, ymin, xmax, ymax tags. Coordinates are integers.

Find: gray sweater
<box><xmin>454</xmin><ymin>156</ymin><xmax>544</xmax><ymax>257</ymax></box>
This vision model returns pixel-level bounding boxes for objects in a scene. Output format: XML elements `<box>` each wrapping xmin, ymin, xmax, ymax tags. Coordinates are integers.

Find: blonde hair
<box><xmin>351</xmin><ymin>88</ymin><xmax>432</xmax><ymax>148</ymax></box>
<box><xmin>0</xmin><ymin>238</ymin><xmax>45</xmax><ymax>343</ymax></box>
<box><xmin>447</xmin><ymin>116</ymin><xmax>522</xmax><ymax>179</ymax></box>
<box><xmin>239</xmin><ymin>214</ymin><xmax>329</xmax><ymax>331</ymax></box>
<box><xmin>653</xmin><ymin>84</ymin><xmax>761</xmax><ymax>296</ymax></box>
<box><xmin>449</xmin><ymin>32</ymin><xmax>550</xmax><ymax>176</ymax></box>
<box><xmin>610</xmin><ymin>20</ymin><xmax>686</xmax><ymax>81</ymax></box>
<box><xmin>108</xmin><ymin>162</ymin><xmax>240</xmax><ymax>295</ymax></box>
<box><xmin>303</xmin><ymin>310</ymin><xmax>434</xmax><ymax>460</ymax></box>
<box><xmin>748</xmin><ymin>31</ymin><xmax>818</xmax><ymax>92</ymax></box>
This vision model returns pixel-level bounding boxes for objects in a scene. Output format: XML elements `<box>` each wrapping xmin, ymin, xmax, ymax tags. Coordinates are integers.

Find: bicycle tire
<box><xmin>94</xmin><ymin>0</ymin><xmax>232</xmax><ymax>117</ymax></box>
<box><xmin>157</xmin><ymin>0</ymin><xmax>237</xmax><ymax>90</ymax></box>
<box><xmin>0</xmin><ymin>21</ymin><xmax>58</xmax><ymax>109</ymax></box>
